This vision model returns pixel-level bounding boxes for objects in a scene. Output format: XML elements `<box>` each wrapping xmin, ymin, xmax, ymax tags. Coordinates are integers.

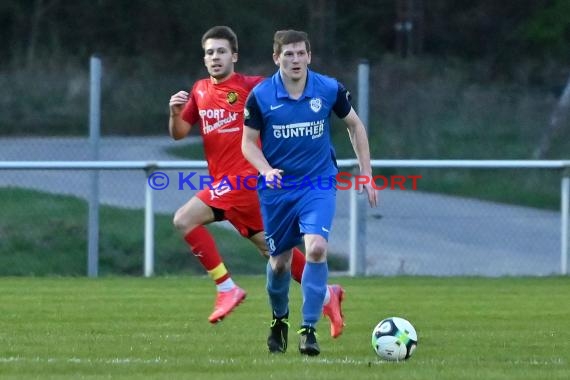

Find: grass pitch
<box><xmin>0</xmin><ymin>276</ymin><xmax>568</xmax><ymax>379</ymax></box>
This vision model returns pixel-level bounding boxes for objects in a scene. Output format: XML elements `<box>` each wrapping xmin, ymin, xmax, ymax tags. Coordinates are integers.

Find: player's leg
<box><xmin>232</xmin><ymin>195</ymin><xmax>344</xmax><ymax>338</ymax></box>
<box><xmin>173</xmin><ymin>194</ymin><xmax>245</xmax><ymax>323</ymax></box>
<box><xmin>298</xmin><ymin>233</ymin><xmax>327</xmax><ymax>356</ymax></box>
<box><xmin>256</xmin><ymin>192</ymin><xmax>302</xmax><ymax>353</ymax></box>
<box><xmin>266</xmin><ymin>249</ymin><xmax>293</xmax><ymax>353</ymax></box>
<box><xmin>297</xmin><ymin>189</ymin><xmax>339</xmax><ymax>355</ymax></box>
<box><xmin>299</xmin><ymin>206</ymin><xmax>345</xmax><ymax>339</ymax></box>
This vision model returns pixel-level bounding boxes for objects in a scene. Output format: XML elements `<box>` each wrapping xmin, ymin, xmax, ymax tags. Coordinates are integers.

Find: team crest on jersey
<box><xmin>226</xmin><ymin>91</ymin><xmax>238</xmax><ymax>104</ymax></box>
<box><xmin>310</xmin><ymin>97</ymin><xmax>322</xmax><ymax>113</ymax></box>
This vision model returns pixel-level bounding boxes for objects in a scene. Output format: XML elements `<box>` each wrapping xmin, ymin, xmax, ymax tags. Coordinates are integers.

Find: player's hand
<box><xmin>355</xmin><ymin>172</ymin><xmax>378</xmax><ymax>207</ymax></box>
<box><xmin>263</xmin><ymin>168</ymin><xmax>284</xmax><ymax>188</ymax></box>
<box><xmin>362</xmin><ymin>183</ymin><xmax>378</xmax><ymax>207</ymax></box>
<box><xmin>169</xmin><ymin>91</ymin><xmax>189</xmax><ymax>116</ymax></box>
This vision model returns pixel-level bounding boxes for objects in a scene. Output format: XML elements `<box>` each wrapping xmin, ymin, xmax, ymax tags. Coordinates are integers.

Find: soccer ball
<box><xmin>371</xmin><ymin>317</ymin><xmax>418</xmax><ymax>361</ymax></box>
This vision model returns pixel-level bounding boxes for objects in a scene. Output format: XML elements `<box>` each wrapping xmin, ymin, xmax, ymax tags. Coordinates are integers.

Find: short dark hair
<box><xmin>273</xmin><ymin>30</ymin><xmax>311</xmax><ymax>55</ymax></box>
<box><xmin>201</xmin><ymin>26</ymin><xmax>238</xmax><ymax>53</ymax></box>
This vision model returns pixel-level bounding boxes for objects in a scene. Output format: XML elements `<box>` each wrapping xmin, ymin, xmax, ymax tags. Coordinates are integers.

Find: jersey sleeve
<box><xmin>244</xmin><ymin>92</ymin><xmax>264</xmax><ymax>131</ymax></box>
<box><xmin>181</xmin><ymin>88</ymin><xmax>199</xmax><ymax>125</ymax></box>
<box><xmin>332</xmin><ymin>81</ymin><xmax>352</xmax><ymax>119</ymax></box>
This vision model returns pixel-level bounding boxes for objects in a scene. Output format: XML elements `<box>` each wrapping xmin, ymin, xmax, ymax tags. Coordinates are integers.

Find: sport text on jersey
<box><xmin>272</xmin><ymin>119</ymin><xmax>325</xmax><ymax>139</ymax></box>
<box><xmin>199</xmin><ymin>108</ymin><xmax>239</xmax><ymax>134</ymax></box>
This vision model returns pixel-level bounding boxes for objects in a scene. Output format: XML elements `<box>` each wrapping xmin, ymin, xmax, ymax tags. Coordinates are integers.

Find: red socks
<box><xmin>184</xmin><ymin>226</ymin><xmax>230</xmax><ymax>284</ymax></box>
<box><xmin>291</xmin><ymin>247</ymin><xmax>306</xmax><ymax>283</ymax></box>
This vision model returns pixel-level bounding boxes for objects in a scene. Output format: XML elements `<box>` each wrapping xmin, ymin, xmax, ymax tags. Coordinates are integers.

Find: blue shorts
<box><xmin>259</xmin><ymin>187</ymin><xmax>336</xmax><ymax>256</ymax></box>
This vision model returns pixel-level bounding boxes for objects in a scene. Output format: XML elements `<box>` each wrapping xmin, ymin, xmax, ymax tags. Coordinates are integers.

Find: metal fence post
<box><xmin>561</xmin><ymin>167</ymin><xmax>570</xmax><ymax>275</ymax></box>
<box><xmin>348</xmin><ymin>164</ymin><xmax>359</xmax><ymax>276</ymax></box>
<box><xmin>350</xmin><ymin>60</ymin><xmax>370</xmax><ymax>276</ymax></box>
<box><xmin>144</xmin><ymin>166</ymin><xmax>155</xmax><ymax>277</ymax></box>
<box><xmin>88</xmin><ymin>55</ymin><xmax>101</xmax><ymax>278</ymax></box>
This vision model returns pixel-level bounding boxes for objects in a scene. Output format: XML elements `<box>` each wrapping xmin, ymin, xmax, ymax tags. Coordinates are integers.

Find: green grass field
<box><xmin>0</xmin><ymin>276</ymin><xmax>568</xmax><ymax>379</ymax></box>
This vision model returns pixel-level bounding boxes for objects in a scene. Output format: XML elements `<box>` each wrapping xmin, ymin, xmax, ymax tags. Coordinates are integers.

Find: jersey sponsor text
<box><xmin>199</xmin><ymin>109</ymin><xmax>239</xmax><ymax>134</ymax></box>
<box><xmin>272</xmin><ymin>119</ymin><xmax>325</xmax><ymax>139</ymax></box>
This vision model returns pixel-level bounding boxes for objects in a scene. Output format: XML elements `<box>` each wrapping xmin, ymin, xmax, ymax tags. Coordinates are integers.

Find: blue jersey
<box><xmin>244</xmin><ymin>70</ymin><xmax>352</xmax><ymax>182</ymax></box>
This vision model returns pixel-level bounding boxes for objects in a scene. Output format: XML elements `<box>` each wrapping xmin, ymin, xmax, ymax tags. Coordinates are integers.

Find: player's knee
<box><xmin>173</xmin><ymin>208</ymin><xmax>196</xmax><ymax>232</ymax></box>
<box><xmin>270</xmin><ymin>258</ymin><xmax>290</xmax><ymax>275</ymax></box>
<box><xmin>306</xmin><ymin>241</ymin><xmax>327</xmax><ymax>262</ymax></box>
<box><xmin>172</xmin><ymin>209</ymin><xmax>185</xmax><ymax>231</ymax></box>
<box><xmin>274</xmin><ymin>262</ymin><xmax>291</xmax><ymax>275</ymax></box>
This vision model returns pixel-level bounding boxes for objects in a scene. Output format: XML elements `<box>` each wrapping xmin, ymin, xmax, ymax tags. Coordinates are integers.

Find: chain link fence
<box><xmin>2</xmin><ymin>57</ymin><xmax>569</xmax><ymax>277</ymax></box>
<box><xmin>1</xmin><ymin>138</ymin><xmax>568</xmax><ymax>277</ymax></box>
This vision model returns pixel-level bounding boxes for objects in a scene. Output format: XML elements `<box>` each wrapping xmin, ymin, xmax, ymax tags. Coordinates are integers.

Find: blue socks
<box><xmin>266</xmin><ymin>261</ymin><xmax>291</xmax><ymax>318</ymax></box>
<box><xmin>266</xmin><ymin>260</ymin><xmax>328</xmax><ymax>327</ymax></box>
<box><xmin>301</xmin><ymin>261</ymin><xmax>328</xmax><ymax>327</ymax></box>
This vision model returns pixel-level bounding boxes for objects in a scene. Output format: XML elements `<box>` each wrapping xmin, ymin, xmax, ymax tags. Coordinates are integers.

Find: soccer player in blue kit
<box><xmin>242</xmin><ymin>30</ymin><xmax>377</xmax><ymax>356</ymax></box>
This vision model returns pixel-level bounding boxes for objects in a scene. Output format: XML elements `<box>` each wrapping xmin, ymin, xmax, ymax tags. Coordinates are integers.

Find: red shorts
<box><xmin>196</xmin><ymin>175</ymin><xmax>263</xmax><ymax>238</ymax></box>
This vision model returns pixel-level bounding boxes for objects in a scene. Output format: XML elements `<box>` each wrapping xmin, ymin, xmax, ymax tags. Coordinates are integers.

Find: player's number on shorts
<box><xmin>209</xmin><ymin>181</ymin><xmax>232</xmax><ymax>199</ymax></box>
<box><xmin>266</xmin><ymin>237</ymin><xmax>276</xmax><ymax>252</ymax></box>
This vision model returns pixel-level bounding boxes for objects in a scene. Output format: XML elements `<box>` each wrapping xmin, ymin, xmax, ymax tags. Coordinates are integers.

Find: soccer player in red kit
<box><xmin>168</xmin><ymin>26</ymin><xmax>344</xmax><ymax>340</ymax></box>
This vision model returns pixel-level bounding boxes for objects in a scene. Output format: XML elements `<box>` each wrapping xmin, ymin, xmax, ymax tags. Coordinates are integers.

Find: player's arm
<box><xmin>333</xmin><ymin>81</ymin><xmax>377</xmax><ymax>207</ymax></box>
<box><xmin>342</xmin><ymin>108</ymin><xmax>377</xmax><ymax>207</ymax></box>
<box><xmin>241</xmin><ymin>95</ymin><xmax>283</xmax><ymax>187</ymax></box>
<box><xmin>343</xmin><ymin>108</ymin><xmax>372</xmax><ymax>176</ymax></box>
<box><xmin>242</xmin><ymin>125</ymin><xmax>282</xmax><ymax>186</ymax></box>
<box><xmin>242</xmin><ymin>126</ymin><xmax>269</xmax><ymax>173</ymax></box>
<box><xmin>168</xmin><ymin>91</ymin><xmax>192</xmax><ymax>140</ymax></box>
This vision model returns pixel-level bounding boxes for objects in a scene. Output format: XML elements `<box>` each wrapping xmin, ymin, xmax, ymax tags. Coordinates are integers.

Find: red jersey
<box><xmin>181</xmin><ymin>73</ymin><xmax>263</xmax><ymax>181</ymax></box>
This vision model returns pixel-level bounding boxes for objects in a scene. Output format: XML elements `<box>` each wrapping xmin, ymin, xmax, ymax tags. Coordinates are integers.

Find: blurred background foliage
<box><xmin>1</xmin><ymin>0</ymin><xmax>569</xmax><ymax>159</ymax></box>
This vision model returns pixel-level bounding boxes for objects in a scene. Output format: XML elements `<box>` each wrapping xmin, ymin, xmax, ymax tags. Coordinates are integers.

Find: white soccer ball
<box><xmin>371</xmin><ymin>317</ymin><xmax>418</xmax><ymax>361</ymax></box>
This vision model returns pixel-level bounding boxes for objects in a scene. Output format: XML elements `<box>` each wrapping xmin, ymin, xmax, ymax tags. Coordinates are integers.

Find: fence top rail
<box><xmin>0</xmin><ymin>159</ymin><xmax>569</xmax><ymax>170</ymax></box>
<box><xmin>0</xmin><ymin>161</ymin><xmax>206</xmax><ymax>170</ymax></box>
<box><xmin>368</xmin><ymin>159</ymin><xmax>570</xmax><ymax>169</ymax></box>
